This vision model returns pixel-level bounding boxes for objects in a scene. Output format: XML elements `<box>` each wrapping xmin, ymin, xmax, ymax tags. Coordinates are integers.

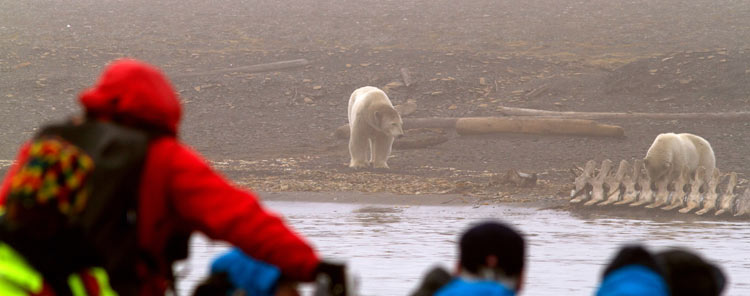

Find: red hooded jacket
<box><xmin>0</xmin><ymin>59</ymin><xmax>320</xmax><ymax>295</ymax></box>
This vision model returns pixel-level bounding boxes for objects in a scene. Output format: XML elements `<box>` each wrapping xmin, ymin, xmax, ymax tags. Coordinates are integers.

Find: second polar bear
<box><xmin>348</xmin><ymin>86</ymin><xmax>404</xmax><ymax>168</ymax></box>
<box><xmin>644</xmin><ymin>132</ymin><xmax>715</xmax><ymax>184</ymax></box>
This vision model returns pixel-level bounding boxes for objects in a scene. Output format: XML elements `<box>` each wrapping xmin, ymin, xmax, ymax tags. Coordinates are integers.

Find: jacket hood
<box><xmin>79</xmin><ymin>59</ymin><xmax>181</xmax><ymax>134</ymax></box>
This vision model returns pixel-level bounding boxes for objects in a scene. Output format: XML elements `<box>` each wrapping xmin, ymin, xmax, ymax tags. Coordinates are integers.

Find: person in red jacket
<box><xmin>0</xmin><ymin>58</ymin><xmax>322</xmax><ymax>295</ymax></box>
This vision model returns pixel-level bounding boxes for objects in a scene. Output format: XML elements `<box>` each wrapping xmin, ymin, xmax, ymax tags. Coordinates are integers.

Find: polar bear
<box><xmin>348</xmin><ymin>86</ymin><xmax>404</xmax><ymax>169</ymax></box>
<box><xmin>644</xmin><ymin>133</ymin><xmax>715</xmax><ymax>185</ymax></box>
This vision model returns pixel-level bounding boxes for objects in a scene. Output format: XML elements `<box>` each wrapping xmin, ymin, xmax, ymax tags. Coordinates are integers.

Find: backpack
<box><xmin>1</xmin><ymin>119</ymin><xmax>150</xmax><ymax>295</ymax></box>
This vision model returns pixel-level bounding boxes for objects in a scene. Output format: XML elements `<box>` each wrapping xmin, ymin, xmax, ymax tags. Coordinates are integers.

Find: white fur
<box><xmin>644</xmin><ymin>133</ymin><xmax>715</xmax><ymax>183</ymax></box>
<box><xmin>348</xmin><ymin>86</ymin><xmax>403</xmax><ymax>169</ymax></box>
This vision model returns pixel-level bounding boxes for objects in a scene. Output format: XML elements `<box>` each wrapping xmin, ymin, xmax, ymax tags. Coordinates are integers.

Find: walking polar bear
<box><xmin>348</xmin><ymin>86</ymin><xmax>404</xmax><ymax>169</ymax></box>
<box><xmin>644</xmin><ymin>133</ymin><xmax>715</xmax><ymax>184</ymax></box>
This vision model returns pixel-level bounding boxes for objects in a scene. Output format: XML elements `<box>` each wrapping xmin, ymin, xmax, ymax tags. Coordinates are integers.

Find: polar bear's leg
<box><xmin>367</xmin><ymin>138</ymin><xmax>375</xmax><ymax>166</ymax></box>
<box><xmin>695</xmin><ymin>141</ymin><xmax>716</xmax><ymax>183</ymax></box>
<box><xmin>371</xmin><ymin>133</ymin><xmax>394</xmax><ymax>169</ymax></box>
<box><xmin>349</xmin><ymin>129</ymin><xmax>370</xmax><ymax>168</ymax></box>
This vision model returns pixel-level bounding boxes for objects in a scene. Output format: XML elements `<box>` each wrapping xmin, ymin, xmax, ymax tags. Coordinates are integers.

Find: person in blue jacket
<box><xmin>432</xmin><ymin>220</ymin><xmax>526</xmax><ymax>296</ymax></box>
<box><xmin>595</xmin><ymin>245</ymin><xmax>670</xmax><ymax>296</ymax></box>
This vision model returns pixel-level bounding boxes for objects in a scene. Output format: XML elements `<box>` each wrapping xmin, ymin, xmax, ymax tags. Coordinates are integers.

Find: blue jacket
<box><xmin>596</xmin><ymin>265</ymin><xmax>669</xmax><ymax>296</ymax></box>
<box><xmin>435</xmin><ymin>278</ymin><xmax>516</xmax><ymax>296</ymax></box>
<box><xmin>210</xmin><ymin>248</ymin><xmax>281</xmax><ymax>296</ymax></box>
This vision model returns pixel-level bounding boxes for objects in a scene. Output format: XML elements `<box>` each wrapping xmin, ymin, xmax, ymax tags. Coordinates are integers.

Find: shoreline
<box><xmin>258</xmin><ymin>191</ymin><xmax>566</xmax><ymax>209</ymax></box>
<box><xmin>258</xmin><ymin>191</ymin><xmax>750</xmax><ymax>222</ymax></box>
<box><xmin>259</xmin><ymin>191</ymin><xmax>483</xmax><ymax>206</ymax></box>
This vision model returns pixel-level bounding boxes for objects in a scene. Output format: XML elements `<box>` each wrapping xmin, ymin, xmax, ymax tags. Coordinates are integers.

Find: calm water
<box><xmin>176</xmin><ymin>201</ymin><xmax>750</xmax><ymax>296</ymax></box>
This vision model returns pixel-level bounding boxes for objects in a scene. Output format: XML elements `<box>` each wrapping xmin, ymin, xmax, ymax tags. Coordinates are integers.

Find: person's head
<box><xmin>602</xmin><ymin>245</ymin><xmax>664</xmax><ymax>278</ymax></box>
<box><xmin>656</xmin><ymin>248</ymin><xmax>726</xmax><ymax>296</ymax></box>
<box><xmin>597</xmin><ymin>245</ymin><xmax>669</xmax><ymax>296</ymax></box>
<box><xmin>79</xmin><ymin>58</ymin><xmax>181</xmax><ymax>135</ymax></box>
<box><xmin>457</xmin><ymin>220</ymin><xmax>526</xmax><ymax>291</ymax></box>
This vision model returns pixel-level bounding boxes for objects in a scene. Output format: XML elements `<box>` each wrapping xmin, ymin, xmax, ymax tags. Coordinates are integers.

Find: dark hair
<box><xmin>602</xmin><ymin>245</ymin><xmax>665</xmax><ymax>278</ymax></box>
<box><xmin>459</xmin><ymin>221</ymin><xmax>525</xmax><ymax>277</ymax></box>
<box><xmin>656</xmin><ymin>249</ymin><xmax>726</xmax><ymax>296</ymax></box>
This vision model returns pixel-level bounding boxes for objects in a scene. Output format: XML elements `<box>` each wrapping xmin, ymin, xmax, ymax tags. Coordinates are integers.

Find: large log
<box><xmin>496</xmin><ymin>106</ymin><xmax>750</xmax><ymax>120</ymax></box>
<box><xmin>333</xmin><ymin>118</ymin><xmax>458</xmax><ymax>139</ymax></box>
<box><xmin>174</xmin><ymin>59</ymin><xmax>309</xmax><ymax>78</ymax></box>
<box><xmin>335</xmin><ymin>116</ymin><xmax>623</xmax><ymax>139</ymax></box>
<box><xmin>455</xmin><ymin>117</ymin><xmax>624</xmax><ymax>137</ymax></box>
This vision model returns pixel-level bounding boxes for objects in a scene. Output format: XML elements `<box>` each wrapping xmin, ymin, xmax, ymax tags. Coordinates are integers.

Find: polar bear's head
<box><xmin>372</xmin><ymin>105</ymin><xmax>404</xmax><ymax>138</ymax></box>
<box><xmin>644</xmin><ymin>157</ymin><xmax>671</xmax><ymax>182</ymax></box>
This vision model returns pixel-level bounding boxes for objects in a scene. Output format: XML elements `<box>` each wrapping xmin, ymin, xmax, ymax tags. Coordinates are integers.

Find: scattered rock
<box><xmin>394</xmin><ymin>100</ymin><xmax>417</xmax><ymax>116</ymax></box>
<box><xmin>384</xmin><ymin>81</ymin><xmax>404</xmax><ymax>90</ymax></box>
<box><xmin>13</xmin><ymin>62</ymin><xmax>31</xmax><ymax>69</ymax></box>
<box><xmin>491</xmin><ymin>169</ymin><xmax>537</xmax><ymax>187</ymax></box>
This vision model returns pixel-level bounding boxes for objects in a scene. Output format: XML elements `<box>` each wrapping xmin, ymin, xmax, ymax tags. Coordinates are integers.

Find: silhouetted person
<box><xmin>656</xmin><ymin>248</ymin><xmax>726</xmax><ymax>296</ymax></box>
<box><xmin>596</xmin><ymin>244</ymin><xmax>669</xmax><ymax>296</ymax></box>
<box><xmin>411</xmin><ymin>220</ymin><xmax>526</xmax><ymax>296</ymax></box>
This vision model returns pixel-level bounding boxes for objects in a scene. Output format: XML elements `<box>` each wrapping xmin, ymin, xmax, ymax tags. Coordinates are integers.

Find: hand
<box><xmin>314</xmin><ymin>261</ymin><xmax>348</xmax><ymax>296</ymax></box>
<box><xmin>275</xmin><ymin>280</ymin><xmax>300</xmax><ymax>296</ymax></box>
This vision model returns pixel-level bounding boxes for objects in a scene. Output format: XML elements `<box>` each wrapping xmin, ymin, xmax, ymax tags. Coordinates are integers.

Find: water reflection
<box><xmin>353</xmin><ymin>206</ymin><xmax>403</xmax><ymax>225</ymax></box>
<box><xmin>177</xmin><ymin>201</ymin><xmax>750</xmax><ymax>296</ymax></box>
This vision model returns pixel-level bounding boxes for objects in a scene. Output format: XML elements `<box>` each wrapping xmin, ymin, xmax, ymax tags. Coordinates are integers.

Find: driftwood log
<box><xmin>334</xmin><ymin>116</ymin><xmax>624</xmax><ymax>139</ymax></box>
<box><xmin>392</xmin><ymin>129</ymin><xmax>450</xmax><ymax>149</ymax></box>
<box><xmin>455</xmin><ymin>117</ymin><xmax>624</xmax><ymax>137</ymax></box>
<box><xmin>174</xmin><ymin>59</ymin><xmax>309</xmax><ymax>78</ymax></box>
<box><xmin>497</xmin><ymin>106</ymin><xmax>750</xmax><ymax>120</ymax></box>
<box><xmin>333</xmin><ymin>118</ymin><xmax>458</xmax><ymax>139</ymax></box>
